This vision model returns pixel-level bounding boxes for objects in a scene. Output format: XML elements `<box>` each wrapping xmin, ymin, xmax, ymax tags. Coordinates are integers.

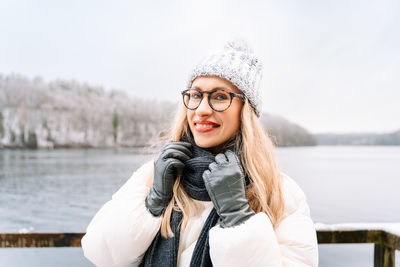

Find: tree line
<box><xmin>0</xmin><ymin>73</ymin><xmax>316</xmax><ymax>149</ymax></box>
<box><xmin>315</xmin><ymin>132</ymin><xmax>400</xmax><ymax>145</ymax></box>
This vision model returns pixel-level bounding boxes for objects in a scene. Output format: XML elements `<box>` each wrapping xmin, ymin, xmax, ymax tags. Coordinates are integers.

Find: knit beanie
<box><xmin>187</xmin><ymin>38</ymin><xmax>263</xmax><ymax>117</ymax></box>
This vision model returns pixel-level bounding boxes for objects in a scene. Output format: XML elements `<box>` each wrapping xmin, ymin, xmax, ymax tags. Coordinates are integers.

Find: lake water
<box><xmin>0</xmin><ymin>146</ymin><xmax>399</xmax><ymax>266</ymax></box>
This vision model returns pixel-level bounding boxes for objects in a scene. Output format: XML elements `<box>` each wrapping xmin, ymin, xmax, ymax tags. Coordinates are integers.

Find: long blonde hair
<box><xmin>160</xmin><ymin>99</ymin><xmax>285</xmax><ymax>238</ymax></box>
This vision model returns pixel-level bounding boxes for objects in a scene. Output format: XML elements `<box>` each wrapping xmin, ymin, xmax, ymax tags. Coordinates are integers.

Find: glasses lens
<box><xmin>183</xmin><ymin>89</ymin><xmax>202</xmax><ymax>109</ymax></box>
<box><xmin>209</xmin><ymin>90</ymin><xmax>231</xmax><ymax>111</ymax></box>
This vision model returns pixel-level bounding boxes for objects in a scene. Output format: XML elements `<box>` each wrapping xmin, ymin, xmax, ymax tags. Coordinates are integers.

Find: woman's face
<box><xmin>187</xmin><ymin>76</ymin><xmax>243</xmax><ymax>150</ymax></box>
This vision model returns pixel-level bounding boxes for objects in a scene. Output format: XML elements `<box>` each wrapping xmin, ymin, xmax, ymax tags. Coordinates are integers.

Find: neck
<box><xmin>207</xmin><ymin>143</ymin><xmax>227</xmax><ymax>155</ymax></box>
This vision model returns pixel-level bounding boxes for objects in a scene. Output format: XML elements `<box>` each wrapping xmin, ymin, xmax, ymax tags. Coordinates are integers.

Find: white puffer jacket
<box><xmin>82</xmin><ymin>160</ymin><xmax>319</xmax><ymax>267</ymax></box>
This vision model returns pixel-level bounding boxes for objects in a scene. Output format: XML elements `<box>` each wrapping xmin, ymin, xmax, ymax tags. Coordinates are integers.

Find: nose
<box><xmin>195</xmin><ymin>95</ymin><xmax>213</xmax><ymax>116</ymax></box>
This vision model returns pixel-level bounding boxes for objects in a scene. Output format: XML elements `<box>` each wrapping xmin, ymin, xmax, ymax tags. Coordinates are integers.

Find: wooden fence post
<box><xmin>374</xmin><ymin>244</ymin><xmax>395</xmax><ymax>267</ymax></box>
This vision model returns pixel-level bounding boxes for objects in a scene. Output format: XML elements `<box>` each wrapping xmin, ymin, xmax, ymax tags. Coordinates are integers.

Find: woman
<box><xmin>82</xmin><ymin>39</ymin><xmax>318</xmax><ymax>267</ymax></box>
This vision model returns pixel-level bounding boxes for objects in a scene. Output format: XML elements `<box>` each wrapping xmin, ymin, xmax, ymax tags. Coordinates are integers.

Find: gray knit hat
<box><xmin>187</xmin><ymin>38</ymin><xmax>263</xmax><ymax>117</ymax></box>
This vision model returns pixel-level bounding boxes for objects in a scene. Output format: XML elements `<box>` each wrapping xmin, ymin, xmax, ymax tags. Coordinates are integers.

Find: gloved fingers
<box><xmin>157</xmin><ymin>142</ymin><xmax>191</xmax><ymax>162</ymax></box>
<box><xmin>202</xmin><ymin>169</ymin><xmax>211</xmax><ymax>181</ymax></box>
<box><xmin>164</xmin><ymin>158</ymin><xmax>185</xmax><ymax>172</ymax></box>
<box><xmin>224</xmin><ymin>150</ymin><xmax>245</xmax><ymax>179</ymax></box>
<box><xmin>208</xmin><ymin>162</ymin><xmax>219</xmax><ymax>172</ymax></box>
<box><xmin>163</xmin><ymin>141</ymin><xmax>192</xmax><ymax>154</ymax></box>
<box><xmin>215</xmin><ymin>153</ymin><xmax>228</xmax><ymax>164</ymax></box>
<box><xmin>166</xmin><ymin>141</ymin><xmax>192</xmax><ymax>147</ymax></box>
<box><xmin>225</xmin><ymin>150</ymin><xmax>240</xmax><ymax>165</ymax></box>
<box><xmin>162</xmin><ymin>148</ymin><xmax>192</xmax><ymax>162</ymax></box>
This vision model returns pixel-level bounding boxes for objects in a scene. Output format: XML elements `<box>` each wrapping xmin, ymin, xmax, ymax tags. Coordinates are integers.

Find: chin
<box><xmin>194</xmin><ymin>139</ymin><xmax>216</xmax><ymax>148</ymax></box>
<box><xmin>193</xmin><ymin>135</ymin><xmax>227</xmax><ymax>149</ymax></box>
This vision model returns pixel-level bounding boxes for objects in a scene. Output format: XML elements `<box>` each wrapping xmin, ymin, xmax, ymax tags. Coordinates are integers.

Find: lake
<box><xmin>0</xmin><ymin>146</ymin><xmax>399</xmax><ymax>266</ymax></box>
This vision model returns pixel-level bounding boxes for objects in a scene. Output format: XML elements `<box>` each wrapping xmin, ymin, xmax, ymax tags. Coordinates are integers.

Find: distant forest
<box><xmin>0</xmin><ymin>73</ymin><xmax>314</xmax><ymax>149</ymax></box>
<box><xmin>315</xmin><ymin>132</ymin><xmax>400</xmax><ymax>145</ymax></box>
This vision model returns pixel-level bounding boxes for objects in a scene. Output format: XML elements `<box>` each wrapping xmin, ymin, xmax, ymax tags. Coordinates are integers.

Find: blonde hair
<box><xmin>159</xmin><ymin>99</ymin><xmax>285</xmax><ymax>238</ymax></box>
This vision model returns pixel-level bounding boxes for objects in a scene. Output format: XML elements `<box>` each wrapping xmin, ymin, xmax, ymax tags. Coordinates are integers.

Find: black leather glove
<box><xmin>202</xmin><ymin>150</ymin><xmax>255</xmax><ymax>228</ymax></box>
<box><xmin>145</xmin><ymin>141</ymin><xmax>192</xmax><ymax>216</ymax></box>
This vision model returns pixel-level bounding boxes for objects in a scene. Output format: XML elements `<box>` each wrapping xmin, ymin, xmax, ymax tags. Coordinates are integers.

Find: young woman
<box><xmin>82</xmin><ymin>39</ymin><xmax>319</xmax><ymax>267</ymax></box>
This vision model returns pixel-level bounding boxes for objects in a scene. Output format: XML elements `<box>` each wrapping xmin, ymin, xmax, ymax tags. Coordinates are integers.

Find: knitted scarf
<box><xmin>139</xmin><ymin>136</ymin><xmax>237</xmax><ymax>267</ymax></box>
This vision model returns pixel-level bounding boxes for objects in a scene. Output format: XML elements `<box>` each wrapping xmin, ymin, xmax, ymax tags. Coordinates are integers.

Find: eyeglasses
<box><xmin>181</xmin><ymin>88</ymin><xmax>245</xmax><ymax>112</ymax></box>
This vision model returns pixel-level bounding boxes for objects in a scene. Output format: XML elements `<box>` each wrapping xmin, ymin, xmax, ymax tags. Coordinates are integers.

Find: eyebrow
<box><xmin>191</xmin><ymin>86</ymin><xmax>233</xmax><ymax>92</ymax></box>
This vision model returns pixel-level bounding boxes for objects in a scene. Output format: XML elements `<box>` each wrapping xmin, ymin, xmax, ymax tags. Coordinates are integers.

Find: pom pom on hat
<box><xmin>224</xmin><ymin>38</ymin><xmax>254</xmax><ymax>54</ymax></box>
<box><xmin>187</xmin><ymin>38</ymin><xmax>263</xmax><ymax>117</ymax></box>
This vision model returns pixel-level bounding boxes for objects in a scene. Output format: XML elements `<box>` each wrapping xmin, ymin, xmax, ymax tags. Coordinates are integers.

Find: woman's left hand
<box><xmin>202</xmin><ymin>150</ymin><xmax>255</xmax><ymax>228</ymax></box>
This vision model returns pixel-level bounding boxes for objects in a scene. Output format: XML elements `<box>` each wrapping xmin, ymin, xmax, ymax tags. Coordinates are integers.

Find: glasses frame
<box><xmin>181</xmin><ymin>88</ymin><xmax>245</xmax><ymax>112</ymax></box>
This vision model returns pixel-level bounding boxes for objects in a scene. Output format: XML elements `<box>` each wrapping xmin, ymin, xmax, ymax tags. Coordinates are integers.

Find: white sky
<box><xmin>1</xmin><ymin>0</ymin><xmax>399</xmax><ymax>133</ymax></box>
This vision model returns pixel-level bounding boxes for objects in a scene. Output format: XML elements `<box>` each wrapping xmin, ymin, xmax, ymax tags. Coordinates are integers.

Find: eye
<box><xmin>190</xmin><ymin>91</ymin><xmax>202</xmax><ymax>99</ymax></box>
<box><xmin>212</xmin><ymin>91</ymin><xmax>229</xmax><ymax>101</ymax></box>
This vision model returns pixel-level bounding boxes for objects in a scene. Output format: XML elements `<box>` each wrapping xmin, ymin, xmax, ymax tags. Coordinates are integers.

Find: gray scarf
<box><xmin>139</xmin><ymin>135</ymin><xmax>237</xmax><ymax>267</ymax></box>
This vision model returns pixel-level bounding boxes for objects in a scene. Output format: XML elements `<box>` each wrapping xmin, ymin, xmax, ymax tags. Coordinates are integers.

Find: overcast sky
<box><xmin>1</xmin><ymin>0</ymin><xmax>399</xmax><ymax>133</ymax></box>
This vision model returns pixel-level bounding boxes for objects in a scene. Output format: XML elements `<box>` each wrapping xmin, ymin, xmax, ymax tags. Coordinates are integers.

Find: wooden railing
<box><xmin>317</xmin><ymin>229</ymin><xmax>399</xmax><ymax>267</ymax></box>
<box><xmin>1</xmin><ymin>228</ymin><xmax>399</xmax><ymax>267</ymax></box>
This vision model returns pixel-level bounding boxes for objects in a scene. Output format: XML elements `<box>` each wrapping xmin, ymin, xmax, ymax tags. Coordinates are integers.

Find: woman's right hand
<box><xmin>145</xmin><ymin>141</ymin><xmax>192</xmax><ymax>216</ymax></box>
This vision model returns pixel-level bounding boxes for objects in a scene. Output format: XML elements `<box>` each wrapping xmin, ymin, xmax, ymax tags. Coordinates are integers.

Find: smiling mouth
<box><xmin>194</xmin><ymin>123</ymin><xmax>220</xmax><ymax>129</ymax></box>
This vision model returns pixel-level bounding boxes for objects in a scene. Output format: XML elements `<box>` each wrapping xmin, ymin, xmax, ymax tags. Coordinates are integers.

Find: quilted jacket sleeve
<box><xmin>81</xmin><ymin>160</ymin><xmax>162</xmax><ymax>267</ymax></box>
<box><xmin>208</xmin><ymin>175</ymin><xmax>318</xmax><ymax>267</ymax></box>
